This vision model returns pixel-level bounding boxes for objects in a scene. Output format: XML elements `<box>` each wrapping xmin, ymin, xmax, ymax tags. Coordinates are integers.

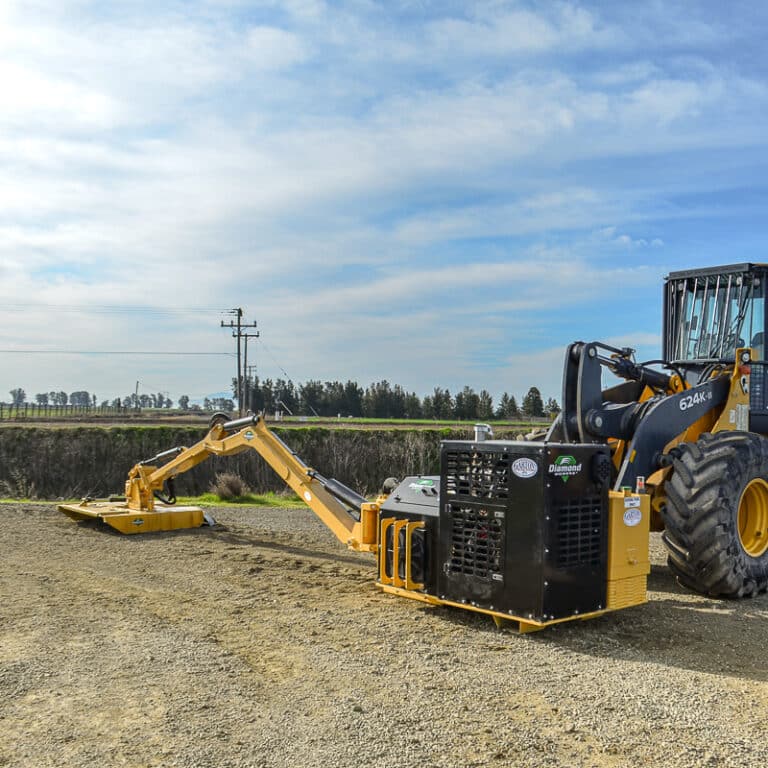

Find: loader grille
<box><xmin>443</xmin><ymin>449</ymin><xmax>510</xmax><ymax>503</ymax></box>
<box><xmin>750</xmin><ymin>361</ymin><xmax>767</xmax><ymax>411</ymax></box>
<box><xmin>555</xmin><ymin>497</ymin><xmax>603</xmax><ymax>568</ymax></box>
<box><xmin>446</xmin><ymin>504</ymin><xmax>504</xmax><ymax>581</ymax></box>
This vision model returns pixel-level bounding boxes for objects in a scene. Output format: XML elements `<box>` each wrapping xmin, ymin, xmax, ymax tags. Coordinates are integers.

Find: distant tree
<box><xmin>323</xmin><ymin>380</ymin><xmax>345</xmax><ymax>415</ymax></box>
<box><xmin>35</xmin><ymin>393</ymin><xmax>49</xmax><ymax>405</ymax></box>
<box><xmin>421</xmin><ymin>387</ymin><xmax>452</xmax><ymax>420</ymax></box>
<box><xmin>545</xmin><ymin>397</ymin><xmax>561</xmax><ymax>416</ymax></box>
<box><xmin>391</xmin><ymin>384</ymin><xmax>407</xmax><ymax>418</ymax></box>
<box><xmin>403</xmin><ymin>392</ymin><xmax>423</xmax><ymax>419</ymax></box>
<box><xmin>362</xmin><ymin>381</ymin><xmax>395</xmax><ymax>418</ymax></box>
<box><xmin>70</xmin><ymin>391</ymin><xmax>91</xmax><ymax>406</ymax></box>
<box><xmin>343</xmin><ymin>380</ymin><xmax>364</xmax><ymax>417</ymax></box>
<box><xmin>477</xmin><ymin>389</ymin><xmax>494</xmax><ymax>420</ymax></box>
<box><xmin>299</xmin><ymin>380</ymin><xmax>324</xmax><ymax>416</ymax></box>
<box><xmin>454</xmin><ymin>386</ymin><xmax>480</xmax><ymax>420</ymax></box>
<box><xmin>275</xmin><ymin>379</ymin><xmax>298</xmax><ymax>414</ymax></box>
<box><xmin>92</xmin><ymin>394</ymin><xmax>97</xmax><ymax>407</ymax></box>
<box><xmin>178</xmin><ymin>395</ymin><xmax>190</xmax><ymax>410</ymax></box>
<box><xmin>48</xmin><ymin>390</ymin><xmax>68</xmax><ymax>406</ymax></box>
<box><xmin>522</xmin><ymin>387</ymin><xmax>545</xmax><ymax>418</ymax></box>
<box><xmin>10</xmin><ymin>388</ymin><xmax>26</xmax><ymax>405</ymax></box>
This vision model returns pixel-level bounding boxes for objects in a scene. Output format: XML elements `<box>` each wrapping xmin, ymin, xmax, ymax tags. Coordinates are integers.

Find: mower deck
<box><xmin>58</xmin><ymin>501</ymin><xmax>214</xmax><ymax>534</ymax></box>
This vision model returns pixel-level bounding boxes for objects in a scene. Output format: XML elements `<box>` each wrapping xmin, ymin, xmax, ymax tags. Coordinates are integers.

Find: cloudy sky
<box><xmin>2</xmin><ymin>0</ymin><xmax>768</xmax><ymax>406</ymax></box>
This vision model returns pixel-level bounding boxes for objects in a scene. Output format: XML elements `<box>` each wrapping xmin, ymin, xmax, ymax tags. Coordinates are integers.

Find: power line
<box><xmin>257</xmin><ymin>338</ymin><xmax>291</xmax><ymax>379</ymax></box>
<box><xmin>0</xmin><ymin>303</ymin><xmax>227</xmax><ymax>316</ymax></box>
<box><xmin>0</xmin><ymin>350</ymin><xmax>232</xmax><ymax>356</ymax></box>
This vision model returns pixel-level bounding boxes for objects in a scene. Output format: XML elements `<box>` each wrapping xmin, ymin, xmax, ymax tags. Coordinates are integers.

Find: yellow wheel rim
<box><xmin>738</xmin><ymin>478</ymin><xmax>768</xmax><ymax>558</ymax></box>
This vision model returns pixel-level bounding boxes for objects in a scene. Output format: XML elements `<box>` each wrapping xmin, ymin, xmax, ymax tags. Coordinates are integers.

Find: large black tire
<box><xmin>663</xmin><ymin>431</ymin><xmax>768</xmax><ymax>597</ymax></box>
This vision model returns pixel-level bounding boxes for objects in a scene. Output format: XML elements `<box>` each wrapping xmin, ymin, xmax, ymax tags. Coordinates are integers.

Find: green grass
<box><xmin>180</xmin><ymin>491</ymin><xmax>305</xmax><ymax>507</ymax></box>
<box><xmin>0</xmin><ymin>492</ymin><xmax>306</xmax><ymax>508</ymax></box>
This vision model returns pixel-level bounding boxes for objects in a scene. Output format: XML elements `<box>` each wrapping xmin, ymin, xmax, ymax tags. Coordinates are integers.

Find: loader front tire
<box><xmin>663</xmin><ymin>431</ymin><xmax>768</xmax><ymax>597</ymax></box>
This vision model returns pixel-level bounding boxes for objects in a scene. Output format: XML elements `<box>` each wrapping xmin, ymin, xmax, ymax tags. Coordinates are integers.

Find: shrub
<box><xmin>210</xmin><ymin>472</ymin><xmax>251</xmax><ymax>500</ymax></box>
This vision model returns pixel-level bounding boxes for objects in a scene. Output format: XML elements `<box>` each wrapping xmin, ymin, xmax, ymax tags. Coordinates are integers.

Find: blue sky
<box><xmin>1</xmin><ymin>0</ymin><xmax>768</xmax><ymax>406</ymax></box>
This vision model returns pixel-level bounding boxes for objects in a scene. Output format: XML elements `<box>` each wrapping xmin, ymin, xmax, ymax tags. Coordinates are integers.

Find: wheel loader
<box><xmin>60</xmin><ymin>263</ymin><xmax>768</xmax><ymax>631</ymax></box>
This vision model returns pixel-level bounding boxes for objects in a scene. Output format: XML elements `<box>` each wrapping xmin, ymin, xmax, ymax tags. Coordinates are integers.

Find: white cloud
<box><xmin>244</xmin><ymin>26</ymin><xmax>308</xmax><ymax>70</ymax></box>
<box><xmin>0</xmin><ymin>1</ymin><xmax>766</xmax><ymax>403</ymax></box>
<box><xmin>425</xmin><ymin>4</ymin><xmax>616</xmax><ymax>57</ymax></box>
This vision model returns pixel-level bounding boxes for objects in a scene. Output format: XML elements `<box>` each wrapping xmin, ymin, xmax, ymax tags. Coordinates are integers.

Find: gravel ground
<box><xmin>1</xmin><ymin>503</ymin><xmax>767</xmax><ymax>768</ymax></box>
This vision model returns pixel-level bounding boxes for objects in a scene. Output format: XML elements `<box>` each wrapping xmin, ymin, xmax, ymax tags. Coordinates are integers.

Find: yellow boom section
<box><xmin>59</xmin><ymin>415</ymin><xmax>379</xmax><ymax>552</ymax></box>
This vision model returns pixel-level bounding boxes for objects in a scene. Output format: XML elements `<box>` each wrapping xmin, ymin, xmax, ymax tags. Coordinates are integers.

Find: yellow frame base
<box><xmin>378</xmin><ymin>583</ymin><xmax>614</xmax><ymax>633</ymax></box>
<box><xmin>58</xmin><ymin>501</ymin><xmax>209</xmax><ymax>534</ymax></box>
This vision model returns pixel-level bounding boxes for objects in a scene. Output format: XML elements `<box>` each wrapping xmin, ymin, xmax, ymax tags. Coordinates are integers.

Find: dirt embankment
<box><xmin>2</xmin><ymin>504</ymin><xmax>768</xmax><ymax>768</ymax></box>
<box><xmin>0</xmin><ymin>425</ymin><xmax>506</xmax><ymax>499</ymax></box>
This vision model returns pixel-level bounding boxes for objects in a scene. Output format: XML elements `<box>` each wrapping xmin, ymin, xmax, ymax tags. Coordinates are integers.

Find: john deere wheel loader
<box><xmin>60</xmin><ymin>263</ymin><xmax>768</xmax><ymax>631</ymax></box>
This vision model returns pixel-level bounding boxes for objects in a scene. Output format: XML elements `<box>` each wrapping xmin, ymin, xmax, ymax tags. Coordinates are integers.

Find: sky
<box><xmin>2</xmin><ymin>0</ymin><xmax>768</xmax><ymax>407</ymax></box>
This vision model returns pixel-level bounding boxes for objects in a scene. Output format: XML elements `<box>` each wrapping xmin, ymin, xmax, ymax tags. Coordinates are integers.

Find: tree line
<box><xmin>6</xmin><ymin>378</ymin><xmax>561</xmax><ymax>421</ymax></box>
<box><xmin>8</xmin><ymin>388</ymin><xmax>174</xmax><ymax>409</ymax></box>
<box><xmin>235</xmin><ymin>377</ymin><xmax>560</xmax><ymax>420</ymax></box>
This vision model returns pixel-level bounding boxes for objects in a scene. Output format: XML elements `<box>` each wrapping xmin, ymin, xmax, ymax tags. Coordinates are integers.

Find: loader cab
<box><xmin>663</xmin><ymin>263</ymin><xmax>768</xmax><ymax>429</ymax></box>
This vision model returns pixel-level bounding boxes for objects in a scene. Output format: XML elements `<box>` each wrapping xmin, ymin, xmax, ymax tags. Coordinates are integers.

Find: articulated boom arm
<box><xmin>61</xmin><ymin>415</ymin><xmax>380</xmax><ymax>549</ymax></box>
<box><xmin>127</xmin><ymin>414</ymin><xmax>379</xmax><ymax>552</ymax></box>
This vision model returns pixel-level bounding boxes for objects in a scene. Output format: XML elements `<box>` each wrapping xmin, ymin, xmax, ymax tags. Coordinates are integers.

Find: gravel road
<box><xmin>2</xmin><ymin>503</ymin><xmax>767</xmax><ymax>768</ymax></box>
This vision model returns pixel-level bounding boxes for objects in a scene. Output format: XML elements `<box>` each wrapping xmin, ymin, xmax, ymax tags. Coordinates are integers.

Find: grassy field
<box><xmin>0</xmin><ymin>406</ymin><xmax>547</xmax><ymax>432</ymax></box>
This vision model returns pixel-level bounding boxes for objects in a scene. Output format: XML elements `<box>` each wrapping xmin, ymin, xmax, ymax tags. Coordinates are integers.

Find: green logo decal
<box><xmin>549</xmin><ymin>454</ymin><xmax>582</xmax><ymax>483</ymax></box>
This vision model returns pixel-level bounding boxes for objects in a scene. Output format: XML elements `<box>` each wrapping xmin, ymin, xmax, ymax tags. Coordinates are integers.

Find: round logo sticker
<box><xmin>623</xmin><ymin>508</ymin><xmax>642</xmax><ymax>527</ymax></box>
<box><xmin>512</xmin><ymin>457</ymin><xmax>538</xmax><ymax>479</ymax></box>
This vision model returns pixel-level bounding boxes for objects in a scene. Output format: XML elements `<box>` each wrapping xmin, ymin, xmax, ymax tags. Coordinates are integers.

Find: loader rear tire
<box><xmin>663</xmin><ymin>431</ymin><xmax>768</xmax><ymax>598</ymax></box>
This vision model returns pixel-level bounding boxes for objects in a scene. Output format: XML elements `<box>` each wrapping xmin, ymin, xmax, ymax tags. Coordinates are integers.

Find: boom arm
<box><xmin>102</xmin><ymin>415</ymin><xmax>379</xmax><ymax>551</ymax></box>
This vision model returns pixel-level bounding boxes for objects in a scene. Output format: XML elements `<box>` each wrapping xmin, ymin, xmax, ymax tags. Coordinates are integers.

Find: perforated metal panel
<box><xmin>444</xmin><ymin>449</ymin><xmax>511</xmax><ymax>502</ymax></box>
<box><xmin>556</xmin><ymin>497</ymin><xmax>603</xmax><ymax>568</ymax></box>
<box><xmin>446</xmin><ymin>504</ymin><xmax>504</xmax><ymax>581</ymax></box>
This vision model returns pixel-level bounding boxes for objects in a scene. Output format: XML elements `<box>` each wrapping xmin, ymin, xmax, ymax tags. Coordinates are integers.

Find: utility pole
<box><xmin>221</xmin><ymin>309</ymin><xmax>258</xmax><ymax>415</ymax></box>
<box><xmin>246</xmin><ymin>364</ymin><xmax>258</xmax><ymax>413</ymax></box>
<box><xmin>242</xmin><ymin>331</ymin><xmax>260</xmax><ymax>413</ymax></box>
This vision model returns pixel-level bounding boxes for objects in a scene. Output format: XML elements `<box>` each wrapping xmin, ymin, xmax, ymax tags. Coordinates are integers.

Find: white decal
<box><xmin>512</xmin><ymin>457</ymin><xmax>538</xmax><ymax>479</ymax></box>
<box><xmin>624</xmin><ymin>497</ymin><xmax>641</xmax><ymax>509</ymax></box>
<box><xmin>623</xmin><ymin>508</ymin><xmax>642</xmax><ymax>527</ymax></box>
<box><xmin>737</xmin><ymin>403</ymin><xmax>749</xmax><ymax>431</ymax></box>
<box><xmin>679</xmin><ymin>390</ymin><xmax>712</xmax><ymax>411</ymax></box>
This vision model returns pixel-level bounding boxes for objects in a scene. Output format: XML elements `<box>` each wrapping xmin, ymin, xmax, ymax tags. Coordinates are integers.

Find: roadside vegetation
<box><xmin>0</xmin><ymin>423</ymin><xmax>538</xmax><ymax>501</ymax></box>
